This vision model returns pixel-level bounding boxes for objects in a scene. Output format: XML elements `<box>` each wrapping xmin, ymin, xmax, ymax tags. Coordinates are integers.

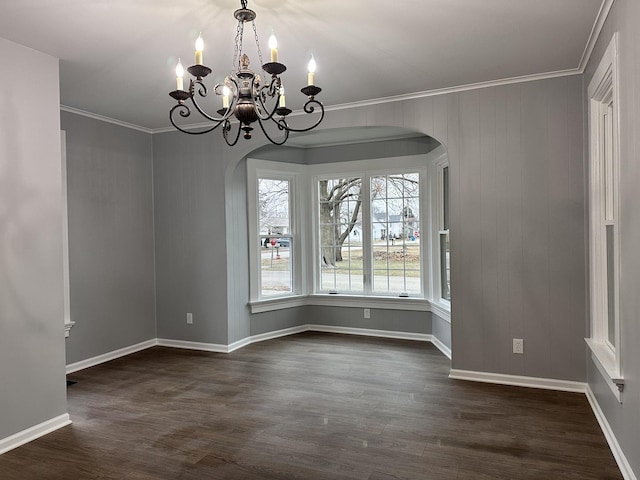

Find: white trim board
<box><xmin>307</xmin><ymin>324</ymin><xmax>430</xmax><ymax>342</ymax></box>
<box><xmin>230</xmin><ymin>325</ymin><xmax>309</xmax><ymax>352</ymax></box>
<box><xmin>60</xmin><ymin>105</ymin><xmax>153</xmax><ymax>134</ymax></box>
<box><xmin>66</xmin><ymin>339</ymin><xmax>158</xmax><ymax>374</ymax></box>
<box><xmin>156</xmin><ymin>338</ymin><xmax>231</xmax><ymax>354</ymax></box>
<box><xmin>586</xmin><ymin>386</ymin><xmax>638</xmax><ymax>480</ymax></box>
<box><xmin>449</xmin><ymin>369</ymin><xmax>587</xmax><ymax>393</ymax></box>
<box><xmin>0</xmin><ymin>414</ymin><xmax>71</xmax><ymax>455</ymax></box>
<box><xmin>578</xmin><ymin>0</ymin><xmax>616</xmax><ymax>72</ymax></box>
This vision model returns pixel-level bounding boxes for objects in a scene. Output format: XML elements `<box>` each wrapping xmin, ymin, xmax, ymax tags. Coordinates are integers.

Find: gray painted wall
<box><xmin>61</xmin><ymin>112</ymin><xmax>156</xmax><ymax>364</ymax></box>
<box><xmin>153</xmin><ymin>133</ymin><xmax>230</xmax><ymax>344</ymax></box>
<box><xmin>450</xmin><ymin>80</ymin><xmax>585</xmax><ymax>381</ymax></box>
<box><xmin>432</xmin><ymin>314</ymin><xmax>451</xmax><ymax>351</ymax></box>
<box><xmin>250</xmin><ymin>307</ymin><xmax>308</xmax><ymax>337</ymax></box>
<box><xmin>305</xmin><ymin>307</ymin><xmax>432</xmax><ymax>335</ymax></box>
<box><xmin>0</xmin><ymin>37</ymin><xmax>67</xmax><ymax>439</ymax></box>
<box><xmin>154</xmin><ymin>78</ymin><xmax>585</xmax><ymax>384</ymax></box>
<box><xmin>584</xmin><ymin>0</ymin><xmax>640</xmax><ymax>475</ymax></box>
<box><xmin>303</xmin><ymin>136</ymin><xmax>440</xmax><ymax>165</ymax></box>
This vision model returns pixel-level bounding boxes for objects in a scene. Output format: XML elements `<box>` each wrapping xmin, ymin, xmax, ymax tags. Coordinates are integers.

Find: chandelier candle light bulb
<box><xmin>175</xmin><ymin>59</ymin><xmax>184</xmax><ymax>90</ymax></box>
<box><xmin>307</xmin><ymin>57</ymin><xmax>316</xmax><ymax>86</ymax></box>
<box><xmin>222</xmin><ymin>85</ymin><xmax>231</xmax><ymax>108</ymax></box>
<box><xmin>279</xmin><ymin>87</ymin><xmax>286</xmax><ymax>107</ymax></box>
<box><xmin>268</xmin><ymin>34</ymin><xmax>278</xmax><ymax>62</ymax></box>
<box><xmin>195</xmin><ymin>33</ymin><xmax>204</xmax><ymax>65</ymax></box>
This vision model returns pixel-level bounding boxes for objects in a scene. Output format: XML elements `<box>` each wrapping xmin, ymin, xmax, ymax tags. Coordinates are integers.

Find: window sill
<box><xmin>430</xmin><ymin>300</ymin><xmax>451</xmax><ymax>323</ymax></box>
<box><xmin>249</xmin><ymin>295</ymin><xmax>307</xmax><ymax>313</ymax></box>
<box><xmin>585</xmin><ymin>338</ymin><xmax>624</xmax><ymax>402</ymax></box>
<box><xmin>249</xmin><ymin>294</ymin><xmax>447</xmax><ymax>314</ymax></box>
<box><xmin>307</xmin><ymin>294</ymin><xmax>430</xmax><ymax>311</ymax></box>
<box><xmin>64</xmin><ymin>321</ymin><xmax>75</xmax><ymax>338</ymax></box>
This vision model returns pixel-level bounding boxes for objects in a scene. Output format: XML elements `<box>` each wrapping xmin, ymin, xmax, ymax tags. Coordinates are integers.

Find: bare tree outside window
<box><xmin>258</xmin><ymin>178</ymin><xmax>292</xmax><ymax>296</ymax></box>
<box><xmin>318</xmin><ymin>178</ymin><xmax>362</xmax><ymax>267</ymax></box>
<box><xmin>317</xmin><ymin>173</ymin><xmax>421</xmax><ymax>295</ymax></box>
<box><xmin>258</xmin><ymin>178</ymin><xmax>289</xmax><ymax>235</ymax></box>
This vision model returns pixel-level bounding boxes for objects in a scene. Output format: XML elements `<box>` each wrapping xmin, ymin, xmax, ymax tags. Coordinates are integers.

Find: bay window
<box><xmin>248</xmin><ymin>148</ymin><xmax>449</xmax><ymax>313</ymax></box>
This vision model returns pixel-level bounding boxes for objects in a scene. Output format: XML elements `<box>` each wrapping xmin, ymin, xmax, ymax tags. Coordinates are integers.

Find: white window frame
<box><xmin>247</xmin><ymin>147</ymin><xmax>449</xmax><ymax>314</ymax></box>
<box><xmin>586</xmin><ymin>33</ymin><xmax>624</xmax><ymax>402</ymax></box>
<box><xmin>247</xmin><ymin>159</ymin><xmax>307</xmax><ymax>306</ymax></box>
<box><xmin>429</xmin><ymin>150</ymin><xmax>451</xmax><ymax>321</ymax></box>
<box><xmin>309</xmin><ymin>155</ymin><xmax>429</xmax><ymax>299</ymax></box>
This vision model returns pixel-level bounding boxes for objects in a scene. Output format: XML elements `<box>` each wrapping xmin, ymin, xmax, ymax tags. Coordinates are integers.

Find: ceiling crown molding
<box><xmin>578</xmin><ymin>0</ymin><xmax>616</xmax><ymax>73</ymax></box>
<box><xmin>60</xmin><ymin>105</ymin><xmax>153</xmax><ymax>134</ymax></box>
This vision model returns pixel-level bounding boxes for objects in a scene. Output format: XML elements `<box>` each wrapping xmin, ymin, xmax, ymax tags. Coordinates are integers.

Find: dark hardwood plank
<box><xmin>0</xmin><ymin>332</ymin><xmax>623</xmax><ymax>479</ymax></box>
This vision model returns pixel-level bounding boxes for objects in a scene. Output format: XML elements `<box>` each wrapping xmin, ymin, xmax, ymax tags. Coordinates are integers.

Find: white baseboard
<box><xmin>66</xmin><ymin>339</ymin><xmax>157</xmax><ymax>374</ymax></box>
<box><xmin>233</xmin><ymin>325</ymin><xmax>309</xmax><ymax>351</ymax></box>
<box><xmin>430</xmin><ymin>335</ymin><xmax>452</xmax><ymax>359</ymax></box>
<box><xmin>307</xmin><ymin>324</ymin><xmax>432</xmax><ymax>342</ymax></box>
<box><xmin>586</xmin><ymin>386</ymin><xmax>637</xmax><ymax>480</ymax></box>
<box><xmin>305</xmin><ymin>325</ymin><xmax>455</xmax><ymax>358</ymax></box>
<box><xmin>156</xmin><ymin>338</ymin><xmax>229</xmax><ymax>353</ymax></box>
<box><xmin>0</xmin><ymin>413</ymin><xmax>71</xmax><ymax>455</ymax></box>
<box><xmin>448</xmin><ymin>369</ymin><xmax>587</xmax><ymax>393</ymax></box>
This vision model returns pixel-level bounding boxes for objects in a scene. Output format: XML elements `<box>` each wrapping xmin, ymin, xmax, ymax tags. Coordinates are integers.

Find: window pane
<box><xmin>318</xmin><ymin>177</ymin><xmax>362</xmax><ymax>293</ymax></box>
<box><xmin>440</xmin><ymin>232</ymin><xmax>450</xmax><ymax>301</ymax></box>
<box><xmin>606</xmin><ymin>225</ymin><xmax>615</xmax><ymax>347</ymax></box>
<box><xmin>371</xmin><ymin>173</ymin><xmax>421</xmax><ymax>296</ymax></box>
<box><xmin>258</xmin><ymin>178</ymin><xmax>292</xmax><ymax>298</ymax></box>
<box><xmin>443</xmin><ymin>166</ymin><xmax>450</xmax><ymax>230</ymax></box>
<box><xmin>604</xmin><ymin>103</ymin><xmax>614</xmax><ymax>221</ymax></box>
<box><xmin>258</xmin><ymin>179</ymin><xmax>290</xmax><ymax>235</ymax></box>
<box><xmin>260</xmin><ymin>236</ymin><xmax>292</xmax><ymax>297</ymax></box>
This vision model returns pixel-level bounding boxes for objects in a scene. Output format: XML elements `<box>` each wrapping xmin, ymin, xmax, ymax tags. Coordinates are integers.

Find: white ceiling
<box><xmin>0</xmin><ymin>0</ymin><xmax>605</xmax><ymax>131</ymax></box>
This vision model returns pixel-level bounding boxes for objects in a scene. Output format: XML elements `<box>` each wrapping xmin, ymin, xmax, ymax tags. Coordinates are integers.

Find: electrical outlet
<box><xmin>512</xmin><ymin>338</ymin><xmax>524</xmax><ymax>354</ymax></box>
<box><xmin>186</xmin><ymin>312</ymin><xmax>193</xmax><ymax>324</ymax></box>
<box><xmin>364</xmin><ymin>308</ymin><xmax>371</xmax><ymax>319</ymax></box>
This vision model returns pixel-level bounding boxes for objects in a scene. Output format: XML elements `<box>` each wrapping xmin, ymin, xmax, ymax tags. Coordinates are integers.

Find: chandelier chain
<box><xmin>252</xmin><ymin>21</ymin><xmax>264</xmax><ymax>68</ymax></box>
<box><xmin>233</xmin><ymin>20</ymin><xmax>244</xmax><ymax>69</ymax></box>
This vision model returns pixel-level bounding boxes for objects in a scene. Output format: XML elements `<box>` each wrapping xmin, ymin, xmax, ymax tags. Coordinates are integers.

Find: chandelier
<box><xmin>169</xmin><ymin>0</ymin><xmax>324</xmax><ymax>146</ymax></box>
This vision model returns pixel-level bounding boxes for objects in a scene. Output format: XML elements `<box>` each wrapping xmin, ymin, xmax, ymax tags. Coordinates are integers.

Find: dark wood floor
<box><xmin>0</xmin><ymin>332</ymin><xmax>623</xmax><ymax>479</ymax></box>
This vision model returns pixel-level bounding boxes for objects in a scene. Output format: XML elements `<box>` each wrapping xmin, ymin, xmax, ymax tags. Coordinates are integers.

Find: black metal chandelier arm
<box><xmin>190</xmin><ymin>79</ymin><xmax>237</xmax><ymax>123</ymax></box>
<box><xmin>193</xmin><ymin>79</ymin><xmax>209</xmax><ymax>98</ymax></box>
<box><xmin>222</xmin><ymin>119</ymin><xmax>243</xmax><ymax>146</ymax></box>
<box><xmin>275</xmin><ymin>99</ymin><xmax>325</xmax><ymax>133</ymax></box>
<box><xmin>169</xmin><ymin>104</ymin><xmax>224</xmax><ymax>135</ymax></box>
<box><xmin>187</xmin><ymin>91</ymin><xmax>231</xmax><ymax>124</ymax></box>
<box><xmin>256</xmin><ymin>118</ymin><xmax>289</xmax><ymax>145</ymax></box>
